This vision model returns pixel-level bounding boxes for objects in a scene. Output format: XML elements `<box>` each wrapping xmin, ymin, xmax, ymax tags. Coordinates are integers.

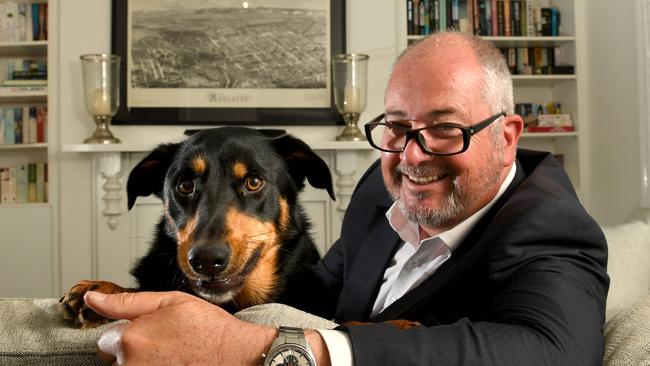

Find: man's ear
<box><xmin>501</xmin><ymin>114</ymin><xmax>524</xmax><ymax>166</ymax></box>
<box><xmin>270</xmin><ymin>134</ymin><xmax>336</xmax><ymax>200</ymax></box>
<box><xmin>126</xmin><ymin>143</ymin><xmax>179</xmax><ymax>210</ymax></box>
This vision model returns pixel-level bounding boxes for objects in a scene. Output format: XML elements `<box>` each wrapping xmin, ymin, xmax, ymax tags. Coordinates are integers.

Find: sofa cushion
<box><xmin>603</xmin><ymin>220</ymin><xmax>650</xmax><ymax>320</ymax></box>
<box><xmin>603</xmin><ymin>294</ymin><xmax>650</xmax><ymax>365</ymax></box>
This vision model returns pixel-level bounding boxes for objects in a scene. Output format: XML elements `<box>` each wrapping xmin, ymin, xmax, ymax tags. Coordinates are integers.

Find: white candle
<box><xmin>343</xmin><ymin>85</ymin><xmax>361</xmax><ymax>113</ymax></box>
<box><xmin>93</xmin><ymin>88</ymin><xmax>112</xmax><ymax>116</ymax></box>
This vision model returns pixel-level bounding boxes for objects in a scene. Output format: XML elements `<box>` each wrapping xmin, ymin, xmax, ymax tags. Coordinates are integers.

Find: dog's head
<box><xmin>126</xmin><ymin>127</ymin><xmax>334</xmax><ymax>306</ymax></box>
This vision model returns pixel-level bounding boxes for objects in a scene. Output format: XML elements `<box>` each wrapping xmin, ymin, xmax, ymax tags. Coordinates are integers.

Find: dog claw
<box><xmin>59</xmin><ymin>280</ymin><xmax>131</xmax><ymax>328</ymax></box>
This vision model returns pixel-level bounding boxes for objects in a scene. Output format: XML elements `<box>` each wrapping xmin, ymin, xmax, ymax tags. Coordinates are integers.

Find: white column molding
<box><xmin>95</xmin><ymin>152</ymin><xmax>123</xmax><ymax>230</ymax></box>
<box><xmin>334</xmin><ymin>150</ymin><xmax>359</xmax><ymax>213</ymax></box>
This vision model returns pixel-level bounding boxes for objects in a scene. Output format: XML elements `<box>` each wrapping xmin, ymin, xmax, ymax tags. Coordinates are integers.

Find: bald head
<box><xmin>389</xmin><ymin>32</ymin><xmax>514</xmax><ymax>116</ymax></box>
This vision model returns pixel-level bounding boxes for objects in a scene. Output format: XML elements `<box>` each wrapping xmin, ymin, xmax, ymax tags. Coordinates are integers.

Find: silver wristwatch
<box><xmin>262</xmin><ymin>326</ymin><xmax>317</xmax><ymax>366</ymax></box>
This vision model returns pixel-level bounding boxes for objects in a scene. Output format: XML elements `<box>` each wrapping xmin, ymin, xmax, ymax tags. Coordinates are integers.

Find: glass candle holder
<box><xmin>80</xmin><ymin>54</ymin><xmax>121</xmax><ymax>144</ymax></box>
<box><xmin>332</xmin><ymin>53</ymin><xmax>369</xmax><ymax>141</ymax></box>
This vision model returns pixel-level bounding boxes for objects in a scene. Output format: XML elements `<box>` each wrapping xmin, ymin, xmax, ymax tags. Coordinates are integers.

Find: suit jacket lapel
<box><xmin>373</xmin><ymin>160</ymin><xmax>526</xmax><ymax>322</ymax></box>
<box><xmin>336</xmin><ymin>206</ymin><xmax>400</xmax><ymax>322</ymax></box>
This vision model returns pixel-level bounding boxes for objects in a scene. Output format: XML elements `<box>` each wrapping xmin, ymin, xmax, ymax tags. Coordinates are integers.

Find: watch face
<box><xmin>265</xmin><ymin>345</ymin><xmax>315</xmax><ymax>366</ymax></box>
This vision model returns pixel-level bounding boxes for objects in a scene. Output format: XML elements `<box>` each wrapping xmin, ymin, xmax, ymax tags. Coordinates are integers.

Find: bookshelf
<box><xmin>396</xmin><ymin>0</ymin><xmax>587</xmax><ymax>200</ymax></box>
<box><xmin>0</xmin><ymin>0</ymin><xmax>58</xmax><ymax>298</ymax></box>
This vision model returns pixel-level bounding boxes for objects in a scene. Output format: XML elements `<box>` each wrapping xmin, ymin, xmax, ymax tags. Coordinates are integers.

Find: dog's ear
<box><xmin>126</xmin><ymin>143</ymin><xmax>180</xmax><ymax>210</ymax></box>
<box><xmin>270</xmin><ymin>134</ymin><xmax>335</xmax><ymax>200</ymax></box>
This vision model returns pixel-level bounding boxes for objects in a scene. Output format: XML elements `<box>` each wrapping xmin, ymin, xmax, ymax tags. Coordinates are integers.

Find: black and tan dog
<box><xmin>60</xmin><ymin>127</ymin><xmax>335</xmax><ymax>328</ymax></box>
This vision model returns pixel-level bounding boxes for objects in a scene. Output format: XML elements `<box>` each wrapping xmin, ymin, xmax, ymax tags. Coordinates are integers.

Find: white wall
<box><xmin>585</xmin><ymin>0</ymin><xmax>644</xmax><ymax>225</ymax></box>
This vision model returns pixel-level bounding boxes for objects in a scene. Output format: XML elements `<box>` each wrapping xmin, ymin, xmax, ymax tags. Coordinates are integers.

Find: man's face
<box><xmin>381</xmin><ymin>42</ymin><xmax>508</xmax><ymax>234</ymax></box>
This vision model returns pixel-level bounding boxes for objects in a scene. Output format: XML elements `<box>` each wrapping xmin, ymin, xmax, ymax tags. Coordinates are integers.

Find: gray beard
<box><xmin>389</xmin><ymin>159</ymin><xmax>502</xmax><ymax>228</ymax></box>
<box><xmin>390</xmin><ymin>171</ymin><xmax>467</xmax><ymax>228</ymax></box>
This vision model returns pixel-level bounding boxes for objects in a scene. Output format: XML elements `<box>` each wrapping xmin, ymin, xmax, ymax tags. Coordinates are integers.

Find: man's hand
<box><xmin>84</xmin><ymin>290</ymin><xmax>277</xmax><ymax>365</ymax></box>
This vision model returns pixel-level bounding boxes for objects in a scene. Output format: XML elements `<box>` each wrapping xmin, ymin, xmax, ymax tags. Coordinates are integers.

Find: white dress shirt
<box><xmin>317</xmin><ymin>164</ymin><xmax>517</xmax><ymax>365</ymax></box>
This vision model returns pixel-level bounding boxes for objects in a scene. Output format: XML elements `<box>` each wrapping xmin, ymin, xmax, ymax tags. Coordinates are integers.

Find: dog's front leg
<box><xmin>59</xmin><ymin>280</ymin><xmax>136</xmax><ymax>328</ymax></box>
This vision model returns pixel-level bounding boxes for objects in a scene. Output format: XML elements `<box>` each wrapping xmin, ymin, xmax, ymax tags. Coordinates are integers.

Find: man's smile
<box><xmin>404</xmin><ymin>173</ymin><xmax>449</xmax><ymax>185</ymax></box>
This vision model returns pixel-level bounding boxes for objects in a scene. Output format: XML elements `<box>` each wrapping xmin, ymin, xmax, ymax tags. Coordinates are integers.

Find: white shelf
<box><xmin>0</xmin><ymin>41</ymin><xmax>48</xmax><ymax>57</ymax></box>
<box><xmin>62</xmin><ymin>140</ymin><xmax>374</xmax><ymax>153</ymax></box>
<box><xmin>0</xmin><ymin>143</ymin><xmax>47</xmax><ymax>150</ymax></box>
<box><xmin>0</xmin><ymin>203</ymin><xmax>50</xmax><ymax>208</ymax></box>
<box><xmin>521</xmin><ymin>132</ymin><xmax>578</xmax><ymax>138</ymax></box>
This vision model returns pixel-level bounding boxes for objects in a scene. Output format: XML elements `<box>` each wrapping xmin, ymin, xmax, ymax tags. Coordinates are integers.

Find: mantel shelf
<box><xmin>62</xmin><ymin>140</ymin><xmax>374</xmax><ymax>153</ymax></box>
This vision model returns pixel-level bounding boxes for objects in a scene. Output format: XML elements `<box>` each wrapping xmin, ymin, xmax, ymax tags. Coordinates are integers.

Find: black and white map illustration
<box><xmin>128</xmin><ymin>0</ymin><xmax>328</xmax><ymax>90</ymax></box>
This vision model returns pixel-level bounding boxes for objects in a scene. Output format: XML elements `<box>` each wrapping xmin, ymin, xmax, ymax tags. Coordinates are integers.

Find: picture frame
<box><xmin>111</xmin><ymin>0</ymin><xmax>345</xmax><ymax>125</ymax></box>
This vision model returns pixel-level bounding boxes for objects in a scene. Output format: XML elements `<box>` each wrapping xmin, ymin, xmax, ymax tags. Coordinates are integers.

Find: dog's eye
<box><xmin>177</xmin><ymin>180</ymin><xmax>195</xmax><ymax>195</ymax></box>
<box><xmin>244</xmin><ymin>175</ymin><xmax>264</xmax><ymax>192</ymax></box>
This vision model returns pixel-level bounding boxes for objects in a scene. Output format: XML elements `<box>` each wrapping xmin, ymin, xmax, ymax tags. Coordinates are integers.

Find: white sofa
<box><xmin>0</xmin><ymin>221</ymin><xmax>649</xmax><ymax>365</ymax></box>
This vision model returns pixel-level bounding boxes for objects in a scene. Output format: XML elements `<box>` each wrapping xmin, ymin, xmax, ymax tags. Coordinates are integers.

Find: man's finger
<box><xmin>84</xmin><ymin>291</ymin><xmax>194</xmax><ymax>320</ymax></box>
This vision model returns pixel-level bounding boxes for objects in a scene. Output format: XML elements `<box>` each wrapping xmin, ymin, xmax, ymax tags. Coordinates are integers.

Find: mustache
<box><xmin>394</xmin><ymin>163</ymin><xmax>451</xmax><ymax>178</ymax></box>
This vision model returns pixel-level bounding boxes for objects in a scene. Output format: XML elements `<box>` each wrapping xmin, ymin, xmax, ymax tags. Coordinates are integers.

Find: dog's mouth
<box><xmin>192</xmin><ymin>248</ymin><xmax>262</xmax><ymax>301</ymax></box>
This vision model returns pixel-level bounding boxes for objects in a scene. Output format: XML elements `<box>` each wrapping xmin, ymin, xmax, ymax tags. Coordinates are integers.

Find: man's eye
<box><xmin>244</xmin><ymin>175</ymin><xmax>264</xmax><ymax>192</ymax></box>
<box><xmin>177</xmin><ymin>180</ymin><xmax>195</xmax><ymax>195</ymax></box>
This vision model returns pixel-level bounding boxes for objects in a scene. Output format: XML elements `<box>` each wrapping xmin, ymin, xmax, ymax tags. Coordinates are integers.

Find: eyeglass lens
<box><xmin>369</xmin><ymin>123</ymin><xmax>465</xmax><ymax>154</ymax></box>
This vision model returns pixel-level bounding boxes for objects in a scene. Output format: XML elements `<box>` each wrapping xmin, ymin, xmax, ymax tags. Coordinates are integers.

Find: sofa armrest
<box><xmin>603</xmin><ymin>294</ymin><xmax>650</xmax><ymax>365</ymax></box>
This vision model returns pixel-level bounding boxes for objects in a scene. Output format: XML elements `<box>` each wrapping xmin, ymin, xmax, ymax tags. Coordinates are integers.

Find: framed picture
<box><xmin>111</xmin><ymin>0</ymin><xmax>345</xmax><ymax>125</ymax></box>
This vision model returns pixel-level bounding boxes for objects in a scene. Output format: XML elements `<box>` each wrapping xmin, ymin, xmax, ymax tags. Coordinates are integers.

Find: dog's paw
<box><xmin>59</xmin><ymin>280</ymin><xmax>130</xmax><ymax>328</ymax></box>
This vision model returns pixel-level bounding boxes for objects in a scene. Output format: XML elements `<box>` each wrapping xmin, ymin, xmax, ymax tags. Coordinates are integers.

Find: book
<box><xmin>31</xmin><ymin>2</ymin><xmax>39</xmax><ymax>41</ymax></box>
<box><xmin>1</xmin><ymin>167</ymin><xmax>16</xmax><ymax>204</ymax></box>
<box><xmin>27</xmin><ymin>163</ymin><xmax>36</xmax><ymax>203</ymax></box>
<box><xmin>15</xmin><ymin>164</ymin><xmax>28</xmax><ymax>203</ymax></box>
<box><xmin>527</xmin><ymin>125</ymin><xmax>574</xmax><ymax>133</ymax></box>
<box><xmin>537</xmin><ymin>113</ymin><xmax>573</xmax><ymax>127</ymax></box>
<box><xmin>28</xmin><ymin>106</ymin><xmax>37</xmax><ymax>143</ymax></box>
<box><xmin>36</xmin><ymin>162</ymin><xmax>45</xmax><ymax>203</ymax></box>
<box><xmin>0</xmin><ymin>108</ymin><xmax>4</xmax><ymax>144</ymax></box>
<box><xmin>0</xmin><ymin>85</ymin><xmax>47</xmax><ymax>95</ymax></box>
<box><xmin>4</xmin><ymin>107</ymin><xmax>15</xmax><ymax>144</ymax></box>
<box><xmin>21</xmin><ymin>106</ymin><xmax>30</xmax><ymax>144</ymax></box>
<box><xmin>36</xmin><ymin>106</ymin><xmax>46</xmax><ymax>143</ymax></box>
<box><xmin>14</xmin><ymin>107</ymin><xmax>23</xmax><ymax>143</ymax></box>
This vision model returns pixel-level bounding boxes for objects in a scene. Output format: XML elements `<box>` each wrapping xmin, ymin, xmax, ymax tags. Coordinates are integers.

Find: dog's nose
<box><xmin>188</xmin><ymin>244</ymin><xmax>230</xmax><ymax>277</ymax></box>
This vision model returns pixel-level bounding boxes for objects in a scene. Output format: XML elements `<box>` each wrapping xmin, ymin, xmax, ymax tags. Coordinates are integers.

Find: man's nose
<box><xmin>400</xmin><ymin>136</ymin><xmax>432</xmax><ymax>165</ymax></box>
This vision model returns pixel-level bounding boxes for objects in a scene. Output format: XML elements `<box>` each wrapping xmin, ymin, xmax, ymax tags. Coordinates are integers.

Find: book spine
<box><xmin>14</xmin><ymin>107</ymin><xmax>23</xmax><ymax>144</ymax></box>
<box><xmin>22</xmin><ymin>106</ymin><xmax>30</xmax><ymax>144</ymax></box>
<box><xmin>421</xmin><ymin>0</ymin><xmax>428</xmax><ymax>34</ymax></box>
<box><xmin>0</xmin><ymin>108</ymin><xmax>5</xmax><ymax>144</ymax></box>
<box><xmin>28</xmin><ymin>106</ymin><xmax>37</xmax><ymax>143</ymax></box>
<box><xmin>38</xmin><ymin>2</ymin><xmax>45</xmax><ymax>41</ymax></box>
<box><xmin>36</xmin><ymin>106</ymin><xmax>46</xmax><ymax>143</ymax></box>
<box><xmin>497</xmin><ymin>0</ymin><xmax>504</xmax><ymax>36</ymax></box>
<box><xmin>5</xmin><ymin>107</ymin><xmax>15</xmax><ymax>144</ymax></box>
<box><xmin>15</xmin><ymin>164</ymin><xmax>28</xmax><ymax>204</ymax></box>
<box><xmin>407</xmin><ymin>0</ymin><xmax>414</xmax><ymax>35</ymax></box>
<box><xmin>31</xmin><ymin>2</ymin><xmax>39</xmax><ymax>41</ymax></box>
<box><xmin>36</xmin><ymin>162</ymin><xmax>45</xmax><ymax>203</ymax></box>
<box><xmin>512</xmin><ymin>1</ymin><xmax>520</xmax><ymax>36</ymax></box>
<box><xmin>27</xmin><ymin>163</ymin><xmax>37</xmax><ymax>203</ymax></box>
<box><xmin>503</xmin><ymin>0</ymin><xmax>511</xmax><ymax>36</ymax></box>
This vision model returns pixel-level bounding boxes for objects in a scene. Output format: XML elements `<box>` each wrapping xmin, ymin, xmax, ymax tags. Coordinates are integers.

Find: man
<box><xmin>86</xmin><ymin>32</ymin><xmax>609</xmax><ymax>365</ymax></box>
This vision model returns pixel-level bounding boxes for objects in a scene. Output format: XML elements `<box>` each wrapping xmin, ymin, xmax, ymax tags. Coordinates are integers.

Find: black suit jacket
<box><xmin>292</xmin><ymin>149</ymin><xmax>609</xmax><ymax>365</ymax></box>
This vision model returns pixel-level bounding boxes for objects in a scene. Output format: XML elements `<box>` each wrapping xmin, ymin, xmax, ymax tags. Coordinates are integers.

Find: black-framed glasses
<box><xmin>364</xmin><ymin>112</ymin><xmax>506</xmax><ymax>156</ymax></box>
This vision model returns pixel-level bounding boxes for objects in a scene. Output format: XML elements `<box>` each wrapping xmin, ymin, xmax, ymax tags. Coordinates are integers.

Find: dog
<box><xmin>60</xmin><ymin>127</ymin><xmax>335</xmax><ymax>328</ymax></box>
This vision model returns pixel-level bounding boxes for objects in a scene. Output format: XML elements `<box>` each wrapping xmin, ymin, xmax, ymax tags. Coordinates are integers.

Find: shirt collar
<box><xmin>386</xmin><ymin>163</ymin><xmax>517</xmax><ymax>251</ymax></box>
